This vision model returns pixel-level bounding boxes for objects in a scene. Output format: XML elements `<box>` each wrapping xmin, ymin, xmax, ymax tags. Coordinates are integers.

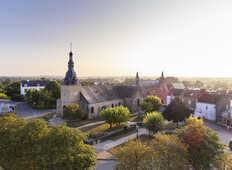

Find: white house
<box><xmin>0</xmin><ymin>99</ymin><xmax>16</xmax><ymax>115</ymax></box>
<box><xmin>194</xmin><ymin>102</ymin><xmax>216</xmax><ymax>121</ymax></box>
<box><xmin>20</xmin><ymin>80</ymin><xmax>49</xmax><ymax>95</ymax></box>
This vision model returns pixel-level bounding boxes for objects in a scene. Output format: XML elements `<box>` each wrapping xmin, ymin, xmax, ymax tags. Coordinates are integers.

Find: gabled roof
<box><xmin>21</xmin><ymin>80</ymin><xmax>49</xmax><ymax>87</ymax></box>
<box><xmin>81</xmin><ymin>85</ymin><xmax>120</xmax><ymax>104</ymax></box>
<box><xmin>81</xmin><ymin>84</ymin><xmax>145</xmax><ymax>104</ymax></box>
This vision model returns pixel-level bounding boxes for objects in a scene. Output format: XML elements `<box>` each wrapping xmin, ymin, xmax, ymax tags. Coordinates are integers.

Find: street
<box><xmin>204</xmin><ymin>121</ymin><xmax>232</xmax><ymax>147</ymax></box>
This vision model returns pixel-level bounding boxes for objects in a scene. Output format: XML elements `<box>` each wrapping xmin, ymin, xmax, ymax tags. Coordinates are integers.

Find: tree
<box><xmin>0</xmin><ymin>114</ymin><xmax>97</xmax><ymax>170</ymax></box>
<box><xmin>151</xmin><ymin>133</ymin><xmax>188</xmax><ymax>170</ymax></box>
<box><xmin>5</xmin><ymin>81</ymin><xmax>23</xmax><ymax>101</ymax></box>
<box><xmin>63</xmin><ymin>104</ymin><xmax>85</xmax><ymax>120</ymax></box>
<box><xmin>100</xmin><ymin>106</ymin><xmax>130</xmax><ymax>128</ymax></box>
<box><xmin>0</xmin><ymin>93</ymin><xmax>8</xmax><ymax>99</ymax></box>
<box><xmin>143</xmin><ymin>112</ymin><xmax>165</xmax><ymax>134</ymax></box>
<box><xmin>113</xmin><ymin>139</ymin><xmax>153</xmax><ymax>170</ymax></box>
<box><xmin>163</xmin><ymin>97</ymin><xmax>191</xmax><ymax>126</ymax></box>
<box><xmin>39</xmin><ymin>125</ymin><xmax>97</xmax><ymax>170</ymax></box>
<box><xmin>44</xmin><ymin>80</ymin><xmax>61</xmax><ymax>99</ymax></box>
<box><xmin>176</xmin><ymin>116</ymin><xmax>225</xmax><ymax>170</ymax></box>
<box><xmin>141</xmin><ymin>95</ymin><xmax>162</xmax><ymax>114</ymax></box>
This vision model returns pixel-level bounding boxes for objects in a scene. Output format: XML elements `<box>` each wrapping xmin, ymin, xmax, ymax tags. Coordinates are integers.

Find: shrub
<box><xmin>0</xmin><ymin>93</ymin><xmax>8</xmax><ymax>99</ymax></box>
<box><xmin>63</xmin><ymin>104</ymin><xmax>85</xmax><ymax>120</ymax></box>
<box><xmin>143</xmin><ymin>112</ymin><xmax>165</xmax><ymax>134</ymax></box>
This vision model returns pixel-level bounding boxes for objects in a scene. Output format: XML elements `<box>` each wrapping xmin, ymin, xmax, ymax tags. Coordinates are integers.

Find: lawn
<box><xmin>108</xmin><ymin>134</ymin><xmax>153</xmax><ymax>154</ymax></box>
<box><xmin>67</xmin><ymin>117</ymin><xmax>103</xmax><ymax>128</ymax></box>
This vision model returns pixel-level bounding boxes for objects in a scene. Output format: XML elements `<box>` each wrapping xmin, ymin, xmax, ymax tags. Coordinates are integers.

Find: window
<box><xmin>137</xmin><ymin>99</ymin><xmax>140</xmax><ymax>107</ymax></box>
<box><xmin>91</xmin><ymin>107</ymin><xmax>94</xmax><ymax>114</ymax></box>
<box><xmin>111</xmin><ymin>104</ymin><xmax>114</xmax><ymax>108</ymax></box>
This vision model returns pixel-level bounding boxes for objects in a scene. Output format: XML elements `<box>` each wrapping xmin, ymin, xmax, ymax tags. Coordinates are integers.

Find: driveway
<box><xmin>15</xmin><ymin>102</ymin><xmax>55</xmax><ymax>119</ymax></box>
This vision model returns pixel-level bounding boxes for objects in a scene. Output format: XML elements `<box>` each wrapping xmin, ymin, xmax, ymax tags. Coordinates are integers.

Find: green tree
<box><xmin>0</xmin><ymin>93</ymin><xmax>8</xmax><ymax>99</ymax></box>
<box><xmin>113</xmin><ymin>139</ymin><xmax>153</xmax><ymax>170</ymax></box>
<box><xmin>100</xmin><ymin>106</ymin><xmax>130</xmax><ymax>128</ymax></box>
<box><xmin>176</xmin><ymin>116</ymin><xmax>225</xmax><ymax>170</ymax></box>
<box><xmin>143</xmin><ymin>112</ymin><xmax>165</xmax><ymax>135</ymax></box>
<box><xmin>0</xmin><ymin>114</ymin><xmax>96</xmax><ymax>170</ymax></box>
<box><xmin>163</xmin><ymin>97</ymin><xmax>191</xmax><ymax>126</ymax></box>
<box><xmin>141</xmin><ymin>95</ymin><xmax>162</xmax><ymax>114</ymax></box>
<box><xmin>44</xmin><ymin>80</ymin><xmax>61</xmax><ymax>99</ymax></box>
<box><xmin>151</xmin><ymin>133</ymin><xmax>188</xmax><ymax>170</ymax></box>
<box><xmin>5</xmin><ymin>81</ymin><xmax>23</xmax><ymax>101</ymax></box>
<box><xmin>63</xmin><ymin>104</ymin><xmax>85</xmax><ymax>120</ymax></box>
<box><xmin>25</xmin><ymin>88</ymin><xmax>56</xmax><ymax>109</ymax></box>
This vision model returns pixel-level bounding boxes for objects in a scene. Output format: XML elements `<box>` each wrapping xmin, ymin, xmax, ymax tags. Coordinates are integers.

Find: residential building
<box><xmin>20</xmin><ymin>80</ymin><xmax>49</xmax><ymax>95</ymax></box>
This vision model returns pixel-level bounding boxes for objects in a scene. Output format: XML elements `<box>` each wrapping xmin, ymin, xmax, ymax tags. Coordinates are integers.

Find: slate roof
<box><xmin>21</xmin><ymin>80</ymin><xmax>49</xmax><ymax>87</ymax></box>
<box><xmin>81</xmin><ymin>84</ymin><xmax>145</xmax><ymax>104</ymax></box>
<box><xmin>81</xmin><ymin>85</ymin><xmax>121</xmax><ymax>104</ymax></box>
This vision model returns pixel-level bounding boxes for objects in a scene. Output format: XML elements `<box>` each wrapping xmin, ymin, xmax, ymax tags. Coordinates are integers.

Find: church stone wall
<box><xmin>56</xmin><ymin>85</ymin><xmax>81</xmax><ymax>117</ymax></box>
<box><xmin>88</xmin><ymin>99</ymin><xmax>124</xmax><ymax>119</ymax></box>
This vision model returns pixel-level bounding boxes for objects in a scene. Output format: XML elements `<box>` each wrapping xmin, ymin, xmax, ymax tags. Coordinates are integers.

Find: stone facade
<box><xmin>56</xmin><ymin>51</ymin><xmax>144</xmax><ymax>119</ymax></box>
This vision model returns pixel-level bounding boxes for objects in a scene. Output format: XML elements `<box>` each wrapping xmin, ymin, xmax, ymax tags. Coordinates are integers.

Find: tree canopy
<box><xmin>141</xmin><ymin>95</ymin><xmax>162</xmax><ymax>114</ymax></box>
<box><xmin>5</xmin><ymin>81</ymin><xmax>23</xmax><ymax>101</ymax></box>
<box><xmin>163</xmin><ymin>97</ymin><xmax>191</xmax><ymax>125</ymax></box>
<box><xmin>63</xmin><ymin>104</ymin><xmax>85</xmax><ymax>120</ymax></box>
<box><xmin>143</xmin><ymin>112</ymin><xmax>165</xmax><ymax>134</ymax></box>
<box><xmin>151</xmin><ymin>133</ymin><xmax>188</xmax><ymax>170</ymax></box>
<box><xmin>25</xmin><ymin>80</ymin><xmax>61</xmax><ymax>109</ymax></box>
<box><xmin>100</xmin><ymin>106</ymin><xmax>130</xmax><ymax>128</ymax></box>
<box><xmin>0</xmin><ymin>114</ymin><xmax>97</xmax><ymax>170</ymax></box>
<box><xmin>175</xmin><ymin>115</ymin><xmax>226</xmax><ymax>170</ymax></box>
<box><xmin>113</xmin><ymin>139</ymin><xmax>153</xmax><ymax>170</ymax></box>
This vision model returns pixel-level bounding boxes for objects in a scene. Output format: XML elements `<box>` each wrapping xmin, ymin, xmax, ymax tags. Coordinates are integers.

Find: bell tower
<box><xmin>56</xmin><ymin>48</ymin><xmax>82</xmax><ymax>117</ymax></box>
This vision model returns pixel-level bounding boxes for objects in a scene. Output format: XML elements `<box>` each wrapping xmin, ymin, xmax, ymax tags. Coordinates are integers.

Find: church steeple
<box><xmin>136</xmin><ymin>72</ymin><xmax>140</xmax><ymax>85</ymax></box>
<box><xmin>160</xmin><ymin>71</ymin><xmax>165</xmax><ymax>83</ymax></box>
<box><xmin>64</xmin><ymin>49</ymin><xmax>78</xmax><ymax>85</ymax></box>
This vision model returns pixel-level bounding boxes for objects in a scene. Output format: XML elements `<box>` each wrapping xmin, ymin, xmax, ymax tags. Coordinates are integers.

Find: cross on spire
<box><xmin>70</xmin><ymin>43</ymin><xmax>72</xmax><ymax>52</ymax></box>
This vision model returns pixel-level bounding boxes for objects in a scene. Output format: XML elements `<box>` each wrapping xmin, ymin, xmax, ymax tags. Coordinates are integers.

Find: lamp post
<box><xmin>136</xmin><ymin>125</ymin><xmax>139</xmax><ymax>139</ymax></box>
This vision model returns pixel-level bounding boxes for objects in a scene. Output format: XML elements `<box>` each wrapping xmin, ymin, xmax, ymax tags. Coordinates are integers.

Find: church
<box><xmin>56</xmin><ymin>50</ymin><xmax>145</xmax><ymax>119</ymax></box>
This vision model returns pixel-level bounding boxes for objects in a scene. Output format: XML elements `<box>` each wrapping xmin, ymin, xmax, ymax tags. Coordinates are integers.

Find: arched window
<box><xmin>137</xmin><ymin>99</ymin><xmax>140</xmax><ymax>107</ymax></box>
<box><xmin>91</xmin><ymin>107</ymin><xmax>94</xmax><ymax>114</ymax></box>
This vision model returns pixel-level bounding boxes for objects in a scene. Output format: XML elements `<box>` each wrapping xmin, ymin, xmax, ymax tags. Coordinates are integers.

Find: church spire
<box><xmin>64</xmin><ymin>48</ymin><xmax>78</xmax><ymax>85</ymax></box>
<box><xmin>136</xmin><ymin>72</ymin><xmax>140</xmax><ymax>85</ymax></box>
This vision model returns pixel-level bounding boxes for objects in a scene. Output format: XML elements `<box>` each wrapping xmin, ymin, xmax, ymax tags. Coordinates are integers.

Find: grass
<box><xmin>67</xmin><ymin>117</ymin><xmax>103</xmax><ymax>128</ymax></box>
<box><xmin>107</xmin><ymin>128</ymin><xmax>137</xmax><ymax>141</ymax></box>
<box><xmin>108</xmin><ymin>134</ymin><xmax>153</xmax><ymax>154</ymax></box>
<box><xmin>79</xmin><ymin>123</ymin><xmax>109</xmax><ymax>134</ymax></box>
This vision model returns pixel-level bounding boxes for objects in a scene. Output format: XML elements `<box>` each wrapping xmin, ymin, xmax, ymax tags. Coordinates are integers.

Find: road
<box><xmin>204</xmin><ymin>121</ymin><xmax>232</xmax><ymax>146</ymax></box>
<box><xmin>15</xmin><ymin>102</ymin><xmax>55</xmax><ymax>119</ymax></box>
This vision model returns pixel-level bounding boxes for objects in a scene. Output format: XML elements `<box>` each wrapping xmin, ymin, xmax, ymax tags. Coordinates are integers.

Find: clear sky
<box><xmin>1</xmin><ymin>0</ymin><xmax>232</xmax><ymax>77</ymax></box>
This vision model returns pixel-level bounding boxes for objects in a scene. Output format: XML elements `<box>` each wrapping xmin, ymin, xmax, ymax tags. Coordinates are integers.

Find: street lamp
<box><xmin>136</xmin><ymin>125</ymin><xmax>139</xmax><ymax>139</ymax></box>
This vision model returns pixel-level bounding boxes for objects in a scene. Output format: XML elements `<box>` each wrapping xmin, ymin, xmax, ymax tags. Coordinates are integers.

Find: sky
<box><xmin>1</xmin><ymin>0</ymin><xmax>232</xmax><ymax>77</ymax></box>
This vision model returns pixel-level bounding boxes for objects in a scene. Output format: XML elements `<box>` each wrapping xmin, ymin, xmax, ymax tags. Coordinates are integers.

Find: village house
<box><xmin>20</xmin><ymin>80</ymin><xmax>49</xmax><ymax>95</ymax></box>
<box><xmin>194</xmin><ymin>91</ymin><xmax>229</xmax><ymax>122</ymax></box>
